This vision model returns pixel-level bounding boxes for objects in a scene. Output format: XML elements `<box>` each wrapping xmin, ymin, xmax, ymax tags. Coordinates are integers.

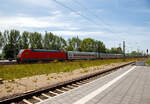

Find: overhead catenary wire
<box><xmin>71</xmin><ymin>0</ymin><xmax>114</xmax><ymax>30</ymax></box>
<box><xmin>52</xmin><ymin>0</ymin><xmax>126</xmax><ymax>50</ymax></box>
<box><xmin>71</xmin><ymin>0</ymin><xmax>126</xmax><ymax>40</ymax></box>
<box><xmin>52</xmin><ymin>0</ymin><xmax>123</xmax><ymax>40</ymax></box>
<box><xmin>52</xmin><ymin>0</ymin><xmax>104</xmax><ymax>28</ymax></box>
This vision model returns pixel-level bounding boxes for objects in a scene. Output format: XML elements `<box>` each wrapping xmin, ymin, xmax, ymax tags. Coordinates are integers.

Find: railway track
<box><xmin>0</xmin><ymin>61</ymin><xmax>135</xmax><ymax>104</ymax></box>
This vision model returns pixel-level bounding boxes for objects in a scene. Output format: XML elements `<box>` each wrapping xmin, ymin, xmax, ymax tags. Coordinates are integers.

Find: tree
<box><xmin>66</xmin><ymin>36</ymin><xmax>82</xmax><ymax>51</ymax></box>
<box><xmin>29</xmin><ymin>32</ymin><xmax>43</xmax><ymax>49</ymax></box>
<box><xmin>43</xmin><ymin>32</ymin><xmax>67</xmax><ymax>50</ymax></box>
<box><xmin>130</xmin><ymin>51</ymin><xmax>142</xmax><ymax>56</ymax></box>
<box><xmin>116</xmin><ymin>47</ymin><xmax>123</xmax><ymax>53</ymax></box>
<box><xmin>109</xmin><ymin>47</ymin><xmax>123</xmax><ymax>54</ymax></box>
<box><xmin>81</xmin><ymin>38</ymin><xmax>96</xmax><ymax>52</ymax></box>
<box><xmin>43</xmin><ymin>32</ymin><xmax>54</xmax><ymax>49</ymax></box>
<box><xmin>95</xmin><ymin>40</ymin><xmax>106</xmax><ymax>53</ymax></box>
<box><xmin>0</xmin><ymin>53</ymin><xmax>4</xmax><ymax>59</ymax></box>
<box><xmin>3</xmin><ymin>44</ymin><xmax>14</xmax><ymax>59</ymax></box>
<box><xmin>0</xmin><ymin>31</ymin><xmax>3</xmax><ymax>49</ymax></box>
<box><xmin>81</xmin><ymin>38</ymin><xmax>106</xmax><ymax>52</ymax></box>
<box><xmin>66</xmin><ymin>38</ymin><xmax>73</xmax><ymax>51</ymax></box>
<box><xmin>2</xmin><ymin>30</ymin><xmax>21</xmax><ymax>59</ymax></box>
<box><xmin>20</xmin><ymin>31</ymin><xmax>29</xmax><ymax>49</ymax></box>
<box><xmin>3</xmin><ymin>30</ymin><xmax>9</xmax><ymax>46</ymax></box>
<box><xmin>57</xmin><ymin>37</ymin><xmax>67</xmax><ymax>50</ymax></box>
<box><xmin>52</xmin><ymin>35</ymin><xmax>67</xmax><ymax>50</ymax></box>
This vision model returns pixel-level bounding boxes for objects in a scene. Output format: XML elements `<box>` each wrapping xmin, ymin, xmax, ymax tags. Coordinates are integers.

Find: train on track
<box><xmin>16</xmin><ymin>49</ymin><xmax>124</xmax><ymax>63</ymax></box>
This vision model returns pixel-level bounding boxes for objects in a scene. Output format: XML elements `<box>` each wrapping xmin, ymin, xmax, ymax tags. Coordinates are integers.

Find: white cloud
<box><xmin>51</xmin><ymin>10</ymin><xmax>62</xmax><ymax>15</ymax></box>
<box><xmin>69</xmin><ymin>12</ymin><xmax>81</xmax><ymax>18</ymax></box>
<box><xmin>0</xmin><ymin>8</ymin><xmax>86</xmax><ymax>31</ymax></box>
<box><xmin>15</xmin><ymin>0</ymin><xmax>54</xmax><ymax>7</ymax></box>
<box><xmin>14</xmin><ymin>0</ymin><xmax>72</xmax><ymax>9</ymax></box>
<box><xmin>51</xmin><ymin>31</ymin><xmax>104</xmax><ymax>36</ymax></box>
<box><xmin>0</xmin><ymin>16</ymin><xmax>77</xmax><ymax>31</ymax></box>
<box><xmin>0</xmin><ymin>14</ymin><xmax>149</xmax><ymax>40</ymax></box>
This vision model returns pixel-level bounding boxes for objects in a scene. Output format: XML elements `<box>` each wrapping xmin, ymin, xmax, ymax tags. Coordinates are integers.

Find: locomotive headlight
<box><xmin>17</xmin><ymin>55</ymin><xmax>19</xmax><ymax>58</ymax></box>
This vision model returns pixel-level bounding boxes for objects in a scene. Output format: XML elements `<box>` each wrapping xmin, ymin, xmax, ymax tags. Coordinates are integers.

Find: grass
<box><xmin>47</xmin><ymin>77</ymin><xmax>50</xmax><ymax>80</ymax></box>
<box><xmin>80</xmin><ymin>69</ymin><xmax>89</xmax><ymax>73</ymax></box>
<box><xmin>6</xmin><ymin>87</ymin><xmax>14</xmax><ymax>93</ymax></box>
<box><xmin>146</xmin><ymin>59</ymin><xmax>150</xmax><ymax>66</ymax></box>
<box><xmin>0</xmin><ymin>58</ymin><xmax>138</xmax><ymax>80</ymax></box>
<box><xmin>33</xmin><ymin>78</ymin><xmax>38</xmax><ymax>83</ymax></box>
<box><xmin>5</xmin><ymin>85</ymin><xmax>11</xmax><ymax>89</ymax></box>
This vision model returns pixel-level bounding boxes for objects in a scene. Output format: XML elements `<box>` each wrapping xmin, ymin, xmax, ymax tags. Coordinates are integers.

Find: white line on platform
<box><xmin>73</xmin><ymin>66</ymin><xmax>136</xmax><ymax>104</ymax></box>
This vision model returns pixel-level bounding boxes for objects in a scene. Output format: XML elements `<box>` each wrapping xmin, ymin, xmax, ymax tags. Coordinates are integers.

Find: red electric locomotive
<box><xmin>17</xmin><ymin>49</ymin><xmax>67</xmax><ymax>63</ymax></box>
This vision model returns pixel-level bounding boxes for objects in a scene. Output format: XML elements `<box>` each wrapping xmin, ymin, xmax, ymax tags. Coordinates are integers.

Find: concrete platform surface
<box><xmin>38</xmin><ymin>65</ymin><xmax>150</xmax><ymax>104</ymax></box>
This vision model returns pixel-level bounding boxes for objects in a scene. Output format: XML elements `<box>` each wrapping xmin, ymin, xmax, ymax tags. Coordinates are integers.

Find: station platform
<box><xmin>38</xmin><ymin>65</ymin><xmax>150</xmax><ymax>104</ymax></box>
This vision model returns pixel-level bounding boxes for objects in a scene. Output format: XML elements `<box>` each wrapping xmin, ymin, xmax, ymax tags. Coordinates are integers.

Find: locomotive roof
<box><xmin>31</xmin><ymin>49</ymin><xmax>62</xmax><ymax>52</ymax></box>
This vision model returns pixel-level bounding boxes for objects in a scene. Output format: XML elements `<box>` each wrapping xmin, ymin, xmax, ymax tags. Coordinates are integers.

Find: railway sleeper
<box><xmin>23</xmin><ymin>99</ymin><xmax>34</xmax><ymax>104</ymax></box>
<box><xmin>49</xmin><ymin>91</ymin><xmax>59</xmax><ymax>95</ymax></box>
<box><xmin>56</xmin><ymin>89</ymin><xmax>65</xmax><ymax>93</ymax></box>
<box><xmin>41</xmin><ymin>93</ymin><xmax>51</xmax><ymax>98</ymax></box>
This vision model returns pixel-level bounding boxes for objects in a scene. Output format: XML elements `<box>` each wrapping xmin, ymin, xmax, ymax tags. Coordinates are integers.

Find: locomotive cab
<box><xmin>16</xmin><ymin>50</ymin><xmax>24</xmax><ymax>63</ymax></box>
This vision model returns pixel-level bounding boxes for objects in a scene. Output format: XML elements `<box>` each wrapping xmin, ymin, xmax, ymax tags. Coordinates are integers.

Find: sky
<box><xmin>0</xmin><ymin>0</ymin><xmax>150</xmax><ymax>53</ymax></box>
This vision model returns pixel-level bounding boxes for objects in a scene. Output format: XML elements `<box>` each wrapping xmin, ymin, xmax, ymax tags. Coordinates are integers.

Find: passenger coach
<box><xmin>67</xmin><ymin>51</ymin><xmax>99</xmax><ymax>60</ymax></box>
